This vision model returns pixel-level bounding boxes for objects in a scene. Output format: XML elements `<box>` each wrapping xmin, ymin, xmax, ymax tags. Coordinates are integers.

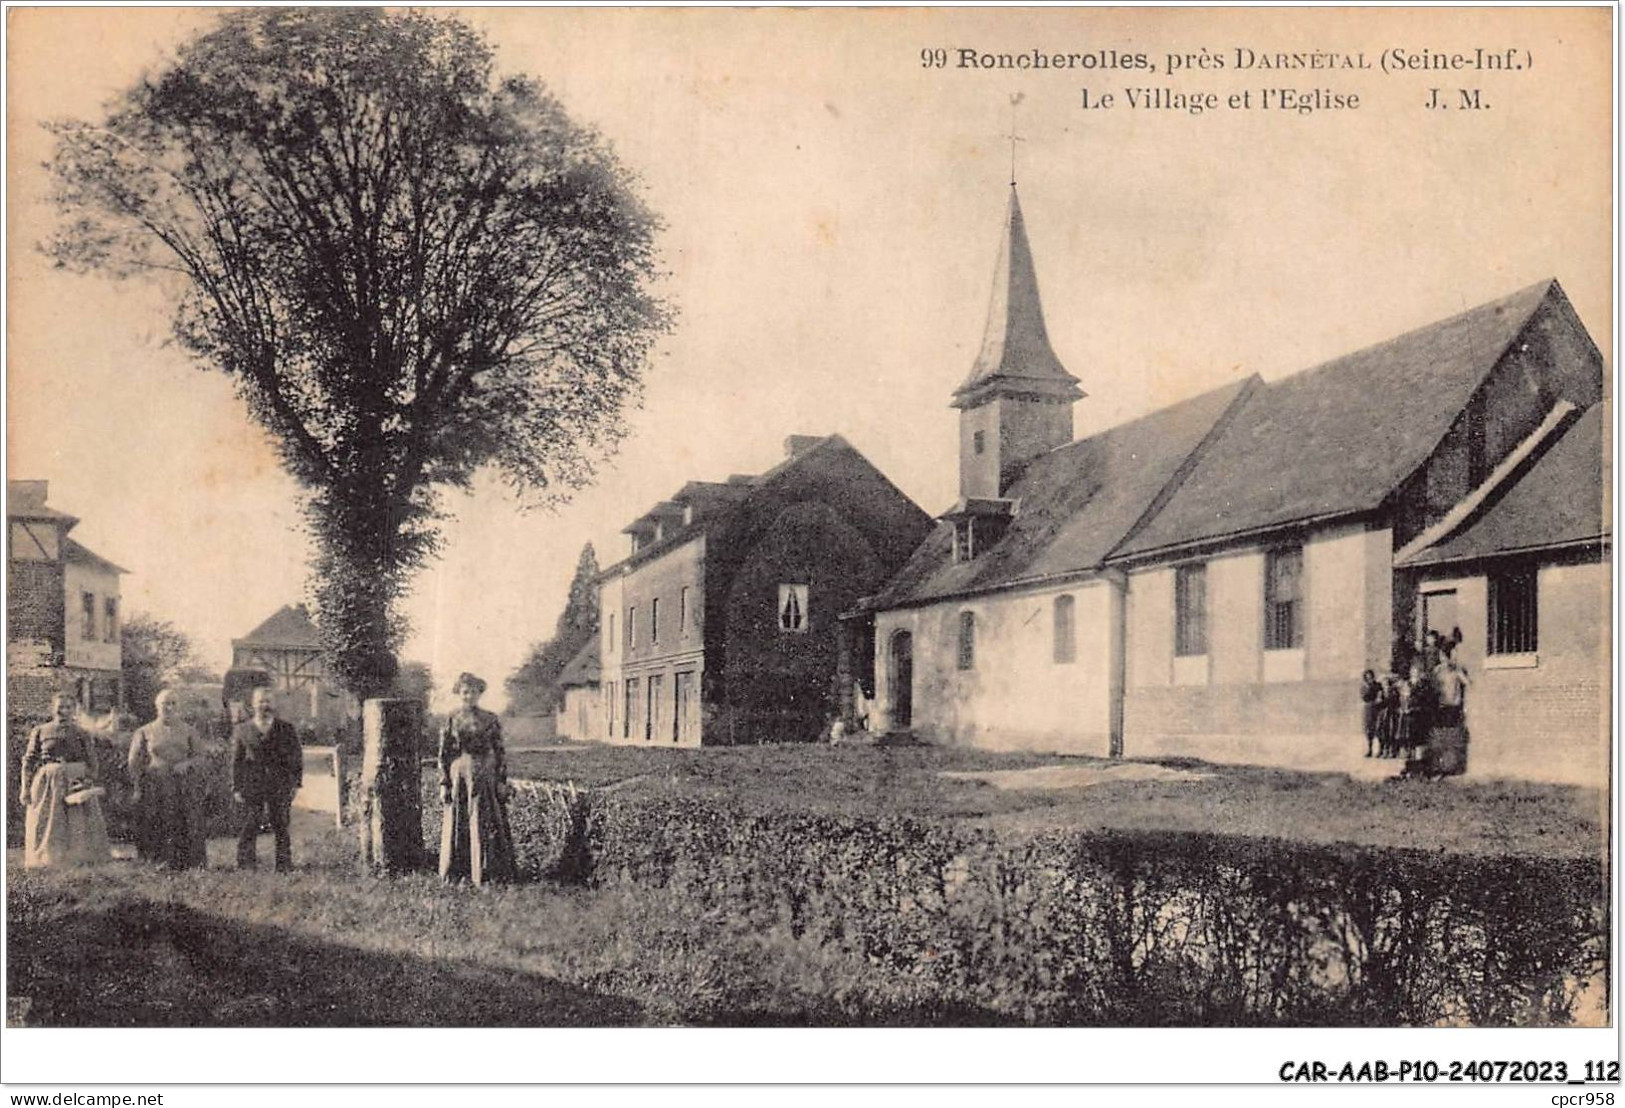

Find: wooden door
<box><xmin>646</xmin><ymin>674</ymin><xmax>663</xmax><ymax>742</ymax></box>
<box><xmin>889</xmin><ymin>631</ymin><xmax>913</xmax><ymax>730</ymax></box>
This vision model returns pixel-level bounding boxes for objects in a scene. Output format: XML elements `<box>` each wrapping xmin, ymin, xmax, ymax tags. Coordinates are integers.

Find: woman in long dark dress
<box><xmin>438</xmin><ymin>673</ymin><xmax>517</xmax><ymax>886</ymax></box>
<box><xmin>128</xmin><ymin>689</ymin><xmax>210</xmax><ymax>869</ymax></box>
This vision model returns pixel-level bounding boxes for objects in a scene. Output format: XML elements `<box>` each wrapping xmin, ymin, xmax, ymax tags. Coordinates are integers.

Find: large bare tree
<box><xmin>46</xmin><ymin>9</ymin><xmax>668</xmax><ymax>697</ymax></box>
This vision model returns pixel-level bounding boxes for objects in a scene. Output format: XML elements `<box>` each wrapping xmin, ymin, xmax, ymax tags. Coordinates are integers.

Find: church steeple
<box><xmin>953</xmin><ymin>186</ymin><xmax>1083</xmax><ymax>499</ymax></box>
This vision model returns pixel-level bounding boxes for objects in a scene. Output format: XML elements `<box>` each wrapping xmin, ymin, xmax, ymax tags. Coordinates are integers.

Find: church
<box><xmin>852</xmin><ymin>185</ymin><xmax>1609</xmax><ymax>785</ymax></box>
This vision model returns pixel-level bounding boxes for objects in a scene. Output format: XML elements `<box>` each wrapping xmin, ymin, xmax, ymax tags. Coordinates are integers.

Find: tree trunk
<box><xmin>359</xmin><ymin>697</ymin><xmax>423</xmax><ymax>875</ymax></box>
<box><xmin>308</xmin><ymin>492</ymin><xmax>405</xmax><ymax>702</ymax></box>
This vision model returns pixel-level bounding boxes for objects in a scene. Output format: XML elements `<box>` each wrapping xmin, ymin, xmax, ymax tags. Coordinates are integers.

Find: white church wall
<box><xmin>1122</xmin><ymin>523</ymin><xmax>1391</xmax><ymax>773</ymax></box>
<box><xmin>874</xmin><ymin>579</ymin><xmax>1114</xmax><ymax>755</ymax></box>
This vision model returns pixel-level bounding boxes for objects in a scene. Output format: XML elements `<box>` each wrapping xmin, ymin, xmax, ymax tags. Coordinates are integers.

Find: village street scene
<box><xmin>2</xmin><ymin>5</ymin><xmax>1615</xmax><ymax>1069</ymax></box>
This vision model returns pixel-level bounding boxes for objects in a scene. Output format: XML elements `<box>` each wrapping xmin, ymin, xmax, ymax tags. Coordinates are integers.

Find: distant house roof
<box><xmin>1114</xmin><ymin>280</ymin><xmax>1569</xmax><ymax>558</ymax></box>
<box><xmin>601</xmin><ymin>433</ymin><xmax>892</xmax><ymax>578</ymax></box>
<box><xmin>8</xmin><ymin>480</ymin><xmax>79</xmax><ymax>527</ymax></box>
<box><xmin>236</xmin><ymin>604</ymin><xmax>322</xmax><ymax>649</ymax></box>
<box><xmin>64</xmin><ymin>537</ymin><xmax>128</xmax><ymax>576</ymax></box>
<box><xmin>866</xmin><ymin>375</ymin><xmax>1257</xmax><ymax>609</ymax></box>
<box><xmin>557</xmin><ymin>638</ymin><xmax>602</xmax><ymax>689</ymax></box>
<box><xmin>1398</xmin><ymin>401</ymin><xmax>1610</xmax><ymax>567</ymax></box>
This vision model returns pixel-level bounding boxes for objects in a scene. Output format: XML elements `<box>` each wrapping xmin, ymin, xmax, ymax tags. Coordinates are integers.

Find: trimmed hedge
<box><xmin>412</xmin><ymin>770</ymin><xmax>1608</xmax><ymax>1026</ymax></box>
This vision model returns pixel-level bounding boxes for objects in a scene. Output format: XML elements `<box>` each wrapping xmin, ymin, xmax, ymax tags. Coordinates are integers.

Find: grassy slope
<box><xmin>506</xmin><ymin>743</ymin><xmax>1608</xmax><ymax>860</ymax></box>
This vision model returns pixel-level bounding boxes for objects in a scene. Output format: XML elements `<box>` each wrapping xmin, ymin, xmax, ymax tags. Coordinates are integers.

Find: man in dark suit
<box><xmin>230</xmin><ymin>687</ymin><xmax>303</xmax><ymax>871</ymax></box>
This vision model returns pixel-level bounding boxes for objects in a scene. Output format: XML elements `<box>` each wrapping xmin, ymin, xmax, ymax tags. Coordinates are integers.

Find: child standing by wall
<box><xmin>1359</xmin><ymin>670</ymin><xmax>1382</xmax><ymax>758</ymax></box>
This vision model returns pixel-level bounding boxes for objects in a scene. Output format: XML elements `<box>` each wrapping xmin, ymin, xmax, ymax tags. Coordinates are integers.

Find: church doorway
<box><xmin>889</xmin><ymin>630</ymin><xmax>914</xmax><ymax>730</ymax></box>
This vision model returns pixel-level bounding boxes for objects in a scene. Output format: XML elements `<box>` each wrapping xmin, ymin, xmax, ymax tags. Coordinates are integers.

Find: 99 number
<box><xmin>921</xmin><ymin>48</ymin><xmax>948</xmax><ymax>68</ymax></box>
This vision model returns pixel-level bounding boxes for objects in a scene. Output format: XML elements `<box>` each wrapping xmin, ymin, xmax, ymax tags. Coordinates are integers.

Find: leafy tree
<box><xmin>390</xmin><ymin>660</ymin><xmax>435</xmax><ymax>705</ymax></box>
<box><xmin>121</xmin><ymin>613</ymin><xmax>219</xmax><ymax>718</ymax></box>
<box><xmin>46</xmin><ymin>9</ymin><xmax>668</xmax><ymax>699</ymax></box>
<box><xmin>505</xmin><ymin>543</ymin><xmax>600</xmax><ymax>716</ymax></box>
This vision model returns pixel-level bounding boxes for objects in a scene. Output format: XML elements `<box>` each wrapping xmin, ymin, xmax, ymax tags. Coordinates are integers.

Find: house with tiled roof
<box><xmin>598</xmin><ymin>434</ymin><xmax>932</xmax><ymax>746</ymax></box>
<box><xmin>554</xmin><ymin>638</ymin><xmax>602</xmax><ymax>741</ymax></box>
<box><xmin>1391</xmin><ymin>401</ymin><xmax>1610</xmax><ymax>783</ymax></box>
<box><xmin>856</xmin><ymin>185</ymin><xmax>1608</xmax><ymax>783</ymax></box>
<box><xmin>231</xmin><ymin>603</ymin><xmax>355</xmax><ymax>739</ymax></box>
<box><xmin>6</xmin><ymin>480</ymin><xmax>127</xmax><ymax>718</ymax></box>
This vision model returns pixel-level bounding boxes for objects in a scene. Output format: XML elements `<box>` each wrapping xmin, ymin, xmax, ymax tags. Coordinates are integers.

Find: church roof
<box><xmin>1398</xmin><ymin>400</ymin><xmax>1610</xmax><ymax>567</ymax></box>
<box><xmin>1114</xmin><ymin>279</ymin><xmax>1570</xmax><ymax>559</ymax></box>
<box><xmin>866</xmin><ymin>375</ymin><xmax>1257</xmax><ymax>608</ymax></box>
<box><xmin>236</xmin><ymin>603</ymin><xmax>322</xmax><ymax>649</ymax></box>
<box><xmin>952</xmin><ymin>187</ymin><xmax>1081</xmax><ymax>407</ymax></box>
<box><xmin>557</xmin><ymin>638</ymin><xmax>602</xmax><ymax>689</ymax></box>
<box><xmin>867</xmin><ymin>278</ymin><xmax>1598</xmax><ymax>612</ymax></box>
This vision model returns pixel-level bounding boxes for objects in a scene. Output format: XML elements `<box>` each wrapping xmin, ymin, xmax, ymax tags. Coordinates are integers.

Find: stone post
<box><xmin>331</xmin><ymin>745</ymin><xmax>347</xmax><ymax>829</ymax></box>
<box><xmin>359</xmin><ymin>697</ymin><xmax>423</xmax><ymax>875</ymax></box>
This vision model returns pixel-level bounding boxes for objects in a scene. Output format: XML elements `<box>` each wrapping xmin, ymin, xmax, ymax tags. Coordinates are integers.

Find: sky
<box><xmin>6</xmin><ymin>7</ymin><xmax>1611</xmax><ymax>713</ymax></box>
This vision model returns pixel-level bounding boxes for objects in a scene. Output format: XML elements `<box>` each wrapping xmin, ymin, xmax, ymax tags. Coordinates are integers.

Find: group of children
<box><xmin>1359</xmin><ymin>630</ymin><xmax>1472</xmax><ymax>773</ymax></box>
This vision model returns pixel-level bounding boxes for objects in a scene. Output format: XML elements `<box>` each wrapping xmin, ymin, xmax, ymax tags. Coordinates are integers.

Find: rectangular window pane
<box><xmin>1264</xmin><ymin>548</ymin><xmax>1303</xmax><ymax>650</ymax></box>
<box><xmin>1053</xmin><ymin>596</ymin><xmax>1076</xmax><ymax>664</ymax></box>
<box><xmin>958</xmin><ymin>611</ymin><xmax>975</xmax><ymax>670</ymax></box>
<box><xmin>1175</xmin><ymin>564</ymin><xmax>1207</xmax><ymax>657</ymax></box>
<box><xmin>651</xmin><ymin>598</ymin><xmax>660</xmax><ymax>645</ymax></box>
<box><xmin>778</xmin><ymin>584</ymin><xmax>808</xmax><ymax>632</ymax></box>
<box><xmin>81</xmin><ymin>592</ymin><xmax>96</xmax><ymax>640</ymax></box>
<box><xmin>1488</xmin><ymin>568</ymin><xmax>1538</xmax><ymax>655</ymax></box>
<box><xmin>680</xmin><ymin>587</ymin><xmax>689</xmax><ymax>634</ymax></box>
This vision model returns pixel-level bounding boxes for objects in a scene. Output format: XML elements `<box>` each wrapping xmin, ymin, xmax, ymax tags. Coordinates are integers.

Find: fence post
<box><xmin>359</xmin><ymin>698</ymin><xmax>423</xmax><ymax>875</ymax></box>
<box><xmin>332</xmin><ymin>744</ymin><xmax>347</xmax><ymax>829</ymax></box>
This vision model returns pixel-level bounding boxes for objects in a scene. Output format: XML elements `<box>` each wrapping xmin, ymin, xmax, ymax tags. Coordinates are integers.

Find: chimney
<box><xmin>784</xmin><ymin>434</ymin><xmax>824</xmax><ymax>460</ymax></box>
<box><xmin>9</xmin><ymin>480</ymin><xmax>48</xmax><ymax>511</ymax></box>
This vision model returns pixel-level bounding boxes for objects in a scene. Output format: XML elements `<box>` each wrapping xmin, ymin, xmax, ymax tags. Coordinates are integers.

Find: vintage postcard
<box><xmin>3</xmin><ymin>3</ymin><xmax>1616</xmax><ymax>1091</ymax></box>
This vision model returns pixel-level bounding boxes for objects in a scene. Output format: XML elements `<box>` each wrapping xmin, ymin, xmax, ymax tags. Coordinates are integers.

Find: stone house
<box><xmin>858</xmin><ymin>186</ymin><xmax>1608</xmax><ymax>783</ymax></box>
<box><xmin>598</xmin><ymin>434</ymin><xmax>932</xmax><ymax>746</ymax></box>
<box><xmin>7</xmin><ymin>480</ymin><xmax>126</xmax><ymax>718</ymax></box>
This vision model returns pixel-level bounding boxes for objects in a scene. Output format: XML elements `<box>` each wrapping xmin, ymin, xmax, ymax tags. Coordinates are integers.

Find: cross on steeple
<box><xmin>1005</xmin><ymin>93</ymin><xmax>1026</xmax><ymax>187</ymax></box>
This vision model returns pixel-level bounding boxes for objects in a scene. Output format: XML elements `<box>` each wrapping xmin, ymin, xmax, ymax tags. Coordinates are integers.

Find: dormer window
<box><xmin>683</xmin><ymin>504</ymin><xmax>695</xmax><ymax>526</ymax></box>
<box><xmin>947</xmin><ymin>499</ymin><xmax>1014</xmax><ymax>563</ymax></box>
<box><xmin>954</xmin><ymin>519</ymin><xmax>976</xmax><ymax>562</ymax></box>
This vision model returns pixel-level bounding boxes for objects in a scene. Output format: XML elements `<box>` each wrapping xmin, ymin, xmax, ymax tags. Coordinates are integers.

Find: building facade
<box><xmin>598</xmin><ymin>435</ymin><xmax>932</xmax><ymax>746</ymax></box>
<box><xmin>861</xmin><ymin>186</ymin><xmax>1609</xmax><ymax>784</ymax></box>
<box><xmin>7</xmin><ymin>480</ymin><xmax>125</xmax><ymax>718</ymax></box>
